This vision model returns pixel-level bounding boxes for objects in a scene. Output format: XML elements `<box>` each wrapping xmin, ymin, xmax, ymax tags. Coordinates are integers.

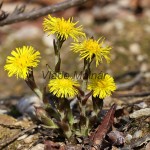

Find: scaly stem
<box><xmin>92</xmin><ymin>96</ymin><xmax>104</xmax><ymax>118</ymax></box>
<box><xmin>82</xmin><ymin>59</ymin><xmax>91</xmax><ymax>91</ymax></box>
<box><xmin>25</xmin><ymin>68</ymin><xmax>43</xmax><ymax>101</ymax></box>
<box><xmin>53</xmin><ymin>38</ymin><xmax>65</xmax><ymax>72</ymax></box>
<box><xmin>57</xmin><ymin>98</ymin><xmax>74</xmax><ymax>139</ymax></box>
<box><xmin>35</xmin><ymin>107</ymin><xmax>58</xmax><ymax>128</ymax></box>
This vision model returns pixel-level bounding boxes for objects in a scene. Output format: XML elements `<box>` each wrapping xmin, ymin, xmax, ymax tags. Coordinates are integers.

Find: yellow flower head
<box><xmin>71</xmin><ymin>38</ymin><xmax>112</xmax><ymax>66</ymax></box>
<box><xmin>43</xmin><ymin>15</ymin><xmax>85</xmax><ymax>41</ymax></box>
<box><xmin>4</xmin><ymin>46</ymin><xmax>41</xmax><ymax>79</ymax></box>
<box><xmin>88</xmin><ymin>73</ymin><xmax>116</xmax><ymax>99</ymax></box>
<box><xmin>48</xmin><ymin>74</ymin><xmax>80</xmax><ymax>98</ymax></box>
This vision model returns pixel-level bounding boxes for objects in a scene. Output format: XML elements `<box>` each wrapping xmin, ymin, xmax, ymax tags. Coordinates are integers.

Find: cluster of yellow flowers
<box><xmin>4</xmin><ymin>15</ymin><xmax>116</xmax><ymax>99</ymax></box>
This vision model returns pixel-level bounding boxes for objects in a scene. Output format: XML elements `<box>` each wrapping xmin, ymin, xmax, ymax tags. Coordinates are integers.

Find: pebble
<box><xmin>133</xmin><ymin>130</ymin><xmax>143</xmax><ymax>139</ymax></box>
<box><xmin>134</xmin><ymin>102</ymin><xmax>147</xmax><ymax>109</ymax></box>
<box><xmin>17</xmin><ymin>95</ymin><xmax>43</xmax><ymax>118</ymax></box>
<box><xmin>101</xmin><ymin>22</ymin><xmax>114</xmax><ymax>33</ymax></box>
<box><xmin>17</xmin><ymin>134</ymin><xmax>28</xmax><ymax>141</ymax></box>
<box><xmin>137</xmin><ymin>55</ymin><xmax>146</xmax><ymax>62</ymax></box>
<box><xmin>117</xmin><ymin>46</ymin><xmax>126</xmax><ymax>54</ymax></box>
<box><xmin>140</xmin><ymin>63</ymin><xmax>149</xmax><ymax>72</ymax></box>
<box><xmin>144</xmin><ymin>72</ymin><xmax>150</xmax><ymax>78</ymax></box>
<box><xmin>107</xmin><ymin>130</ymin><xmax>125</xmax><ymax>145</ymax></box>
<box><xmin>0</xmin><ymin>109</ymin><xmax>8</xmax><ymax>114</ymax></box>
<box><xmin>145</xmin><ymin>10</ymin><xmax>150</xmax><ymax>18</ymax></box>
<box><xmin>17</xmin><ymin>144</ymin><xmax>22</xmax><ymax>149</ymax></box>
<box><xmin>31</xmin><ymin>144</ymin><xmax>44</xmax><ymax>150</ymax></box>
<box><xmin>24</xmin><ymin>135</ymin><xmax>34</xmax><ymax>144</ymax></box>
<box><xmin>144</xmin><ymin>25</ymin><xmax>150</xmax><ymax>33</ymax></box>
<box><xmin>117</xmin><ymin>0</ymin><xmax>130</xmax><ymax>7</ymax></box>
<box><xmin>111</xmin><ymin>146</ymin><xmax>120</xmax><ymax>150</ymax></box>
<box><xmin>114</xmin><ymin>20</ymin><xmax>124</xmax><ymax>31</ymax></box>
<box><xmin>129</xmin><ymin>43</ymin><xmax>141</xmax><ymax>55</ymax></box>
<box><xmin>125</xmin><ymin>134</ymin><xmax>132</xmax><ymax>143</ymax></box>
<box><xmin>129</xmin><ymin>108</ymin><xmax>150</xmax><ymax>118</ymax></box>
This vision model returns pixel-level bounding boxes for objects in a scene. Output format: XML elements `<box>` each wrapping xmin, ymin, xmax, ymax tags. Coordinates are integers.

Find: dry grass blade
<box><xmin>90</xmin><ymin>104</ymin><xmax>116</xmax><ymax>150</ymax></box>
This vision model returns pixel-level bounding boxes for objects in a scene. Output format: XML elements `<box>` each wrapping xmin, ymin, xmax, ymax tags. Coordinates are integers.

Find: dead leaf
<box><xmin>89</xmin><ymin>104</ymin><xmax>116</xmax><ymax>150</ymax></box>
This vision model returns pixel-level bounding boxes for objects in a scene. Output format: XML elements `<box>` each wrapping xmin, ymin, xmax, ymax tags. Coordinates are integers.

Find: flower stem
<box><xmin>25</xmin><ymin>68</ymin><xmax>43</xmax><ymax>101</ymax></box>
<box><xmin>82</xmin><ymin>59</ymin><xmax>91</xmax><ymax>91</ymax></box>
<box><xmin>53</xmin><ymin>38</ymin><xmax>65</xmax><ymax>72</ymax></box>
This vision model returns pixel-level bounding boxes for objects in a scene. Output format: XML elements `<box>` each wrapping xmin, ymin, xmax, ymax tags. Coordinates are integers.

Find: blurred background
<box><xmin>0</xmin><ymin>0</ymin><xmax>150</xmax><ymax>102</ymax></box>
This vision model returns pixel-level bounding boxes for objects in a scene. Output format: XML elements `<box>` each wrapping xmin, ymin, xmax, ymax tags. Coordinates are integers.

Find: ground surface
<box><xmin>0</xmin><ymin>0</ymin><xmax>150</xmax><ymax>149</ymax></box>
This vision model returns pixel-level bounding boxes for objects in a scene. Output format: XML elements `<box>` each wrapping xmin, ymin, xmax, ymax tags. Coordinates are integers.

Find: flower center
<box><xmin>60</xmin><ymin>79</ymin><xmax>72</xmax><ymax>88</ymax></box>
<box><xmin>57</xmin><ymin>20</ymin><xmax>73</xmax><ymax>34</ymax></box>
<box><xmin>84</xmin><ymin>39</ymin><xmax>99</xmax><ymax>53</ymax></box>
<box><xmin>98</xmin><ymin>80</ymin><xmax>107</xmax><ymax>89</ymax></box>
<box><xmin>15</xmin><ymin>56</ymin><xmax>28</xmax><ymax>69</ymax></box>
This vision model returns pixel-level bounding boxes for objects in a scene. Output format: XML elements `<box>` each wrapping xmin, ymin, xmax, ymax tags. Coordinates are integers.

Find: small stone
<box><xmin>17</xmin><ymin>134</ymin><xmax>28</xmax><ymax>141</ymax></box>
<box><xmin>0</xmin><ymin>109</ymin><xmax>8</xmax><ymax>114</ymax></box>
<box><xmin>129</xmin><ymin>108</ymin><xmax>150</xmax><ymax>118</ymax></box>
<box><xmin>133</xmin><ymin>130</ymin><xmax>143</xmax><ymax>139</ymax></box>
<box><xmin>125</xmin><ymin>134</ymin><xmax>132</xmax><ymax>143</ymax></box>
<box><xmin>107</xmin><ymin>131</ymin><xmax>125</xmax><ymax>146</ymax></box>
<box><xmin>17</xmin><ymin>144</ymin><xmax>22</xmax><ymax>149</ymax></box>
<box><xmin>140</xmin><ymin>63</ymin><xmax>148</xmax><ymax>72</ymax></box>
<box><xmin>112</xmin><ymin>146</ymin><xmax>120</xmax><ymax>150</ymax></box>
<box><xmin>31</xmin><ymin>144</ymin><xmax>44</xmax><ymax>150</ymax></box>
<box><xmin>137</xmin><ymin>54</ymin><xmax>147</xmax><ymax>62</ymax></box>
<box><xmin>146</xmin><ymin>142</ymin><xmax>150</xmax><ymax>150</ymax></box>
<box><xmin>135</xmin><ymin>102</ymin><xmax>147</xmax><ymax>109</ymax></box>
<box><xmin>144</xmin><ymin>25</ymin><xmax>150</xmax><ymax>33</ymax></box>
<box><xmin>117</xmin><ymin>47</ymin><xmax>126</xmax><ymax>54</ymax></box>
<box><xmin>114</xmin><ymin>20</ymin><xmax>124</xmax><ymax>31</ymax></box>
<box><xmin>145</xmin><ymin>10</ymin><xmax>150</xmax><ymax>18</ymax></box>
<box><xmin>117</xmin><ymin>0</ymin><xmax>130</xmax><ymax>7</ymax></box>
<box><xmin>24</xmin><ymin>135</ymin><xmax>34</xmax><ymax>144</ymax></box>
<box><xmin>17</xmin><ymin>95</ymin><xmax>43</xmax><ymax>118</ymax></box>
<box><xmin>101</xmin><ymin>22</ymin><xmax>114</xmax><ymax>33</ymax></box>
<box><xmin>144</xmin><ymin>72</ymin><xmax>150</xmax><ymax>78</ymax></box>
<box><xmin>129</xmin><ymin>43</ymin><xmax>141</xmax><ymax>55</ymax></box>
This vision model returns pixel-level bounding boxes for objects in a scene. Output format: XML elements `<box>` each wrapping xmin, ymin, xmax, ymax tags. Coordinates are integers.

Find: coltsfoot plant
<box><xmin>4</xmin><ymin>15</ymin><xmax>116</xmax><ymax>143</ymax></box>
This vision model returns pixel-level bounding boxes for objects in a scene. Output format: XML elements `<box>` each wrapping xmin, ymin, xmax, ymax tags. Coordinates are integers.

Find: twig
<box><xmin>0</xmin><ymin>0</ymin><xmax>88</xmax><ymax>26</ymax></box>
<box><xmin>113</xmin><ymin>91</ymin><xmax>150</xmax><ymax>98</ymax></box>
<box><xmin>0</xmin><ymin>124</ymin><xmax>37</xmax><ymax>149</ymax></box>
<box><xmin>0</xmin><ymin>95</ymin><xmax>24</xmax><ymax>101</ymax></box>
<box><xmin>114</xmin><ymin>70</ymin><xmax>140</xmax><ymax>81</ymax></box>
<box><xmin>116</xmin><ymin>73</ymin><xmax>143</xmax><ymax>90</ymax></box>
<box><xmin>121</xmin><ymin>134</ymin><xmax>150</xmax><ymax>150</ymax></box>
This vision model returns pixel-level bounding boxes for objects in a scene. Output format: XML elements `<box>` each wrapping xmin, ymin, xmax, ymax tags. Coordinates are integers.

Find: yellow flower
<box><xmin>43</xmin><ymin>15</ymin><xmax>85</xmax><ymax>41</ymax></box>
<box><xmin>4</xmin><ymin>46</ymin><xmax>41</xmax><ymax>79</ymax></box>
<box><xmin>48</xmin><ymin>74</ymin><xmax>79</xmax><ymax>98</ymax></box>
<box><xmin>88</xmin><ymin>73</ymin><xmax>116</xmax><ymax>99</ymax></box>
<box><xmin>71</xmin><ymin>38</ymin><xmax>112</xmax><ymax>66</ymax></box>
